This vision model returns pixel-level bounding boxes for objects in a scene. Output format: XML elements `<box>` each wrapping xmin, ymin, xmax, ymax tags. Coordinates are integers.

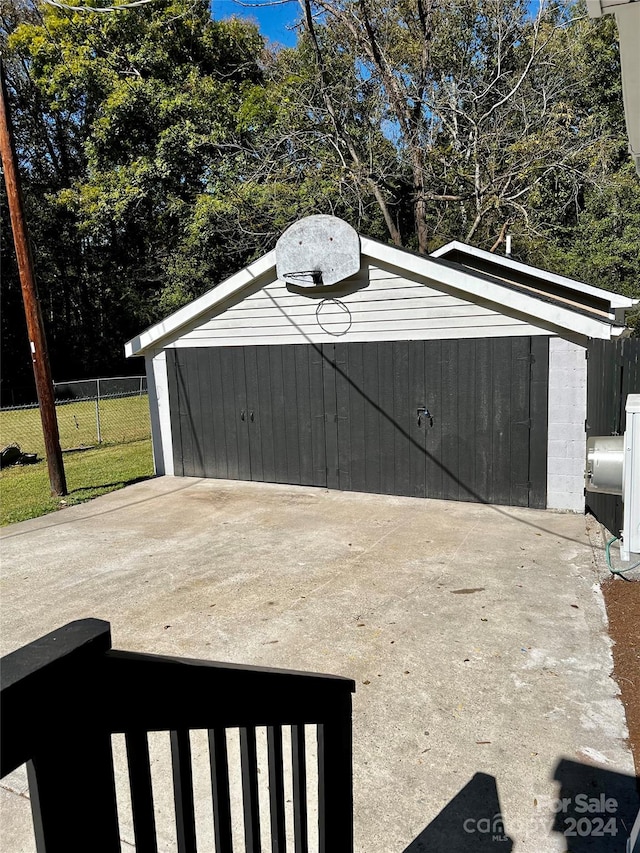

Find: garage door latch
<box><xmin>417</xmin><ymin>407</ymin><xmax>433</xmax><ymax>427</ymax></box>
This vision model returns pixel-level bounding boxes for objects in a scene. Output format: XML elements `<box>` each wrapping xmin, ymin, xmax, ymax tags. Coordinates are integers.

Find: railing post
<box><xmin>1</xmin><ymin>620</ymin><xmax>116</xmax><ymax>852</ymax></box>
<box><xmin>317</xmin><ymin>691</ymin><xmax>354</xmax><ymax>853</ymax></box>
<box><xmin>28</xmin><ymin>731</ymin><xmax>121</xmax><ymax>853</ymax></box>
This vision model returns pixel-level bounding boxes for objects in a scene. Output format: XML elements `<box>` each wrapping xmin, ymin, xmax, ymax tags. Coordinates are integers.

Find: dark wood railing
<box><xmin>1</xmin><ymin>619</ymin><xmax>355</xmax><ymax>853</ymax></box>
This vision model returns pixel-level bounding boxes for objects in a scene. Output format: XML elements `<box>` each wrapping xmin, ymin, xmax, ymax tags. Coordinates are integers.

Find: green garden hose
<box><xmin>605</xmin><ymin>536</ymin><xmax>640</xmax><ymax>581</ymax></box>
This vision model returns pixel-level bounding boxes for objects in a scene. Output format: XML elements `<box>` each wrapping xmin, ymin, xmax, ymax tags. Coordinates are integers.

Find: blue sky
<box><xmin>211</xmin><ymin>0</ymin><xmax>300</xmax><ymax>47</ymax></box>
<box><xmin>211</xmin><ymin>1</ymin><xmax>546</xmax><ymax>50</ymax></box>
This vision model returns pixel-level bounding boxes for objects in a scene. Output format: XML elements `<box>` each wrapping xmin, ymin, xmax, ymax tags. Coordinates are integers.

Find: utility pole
<box><xmin>0</xmin><ymin>59</ymin><xmax>67</xmax><ymax>496</ymax></box>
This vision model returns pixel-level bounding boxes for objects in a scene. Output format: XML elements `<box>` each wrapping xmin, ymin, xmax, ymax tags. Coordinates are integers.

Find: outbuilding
<box><xmin>125</xmin><ymin>216</ymin><xmax>635</xmax><ymax>512</ymax></box>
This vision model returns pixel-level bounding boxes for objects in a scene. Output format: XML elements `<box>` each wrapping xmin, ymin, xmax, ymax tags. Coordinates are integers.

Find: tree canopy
<box><xmin>2</xmin><ymin>0</ymin><xmax>266</xmax><ymax>400</ymax></box>
<box><xmin>1</xmin><ymin>0</ymin><xmax>638</xmax><ymax>403</ymax></box>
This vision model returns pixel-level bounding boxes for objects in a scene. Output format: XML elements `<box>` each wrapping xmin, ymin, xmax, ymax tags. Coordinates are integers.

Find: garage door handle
<box><xmin>417</xmin><ymin>407</ymin><xmax>433</xmax><ymax>427</ymax></box>
<box><xmin>249</xmin><ymin>411</ymin><xmax>254</xmax><ymax>422</ymax></box>
<box><xmin>240</xmin><ymin>410</ymin><xmax>245</xmax><ymax>421</ymax></box>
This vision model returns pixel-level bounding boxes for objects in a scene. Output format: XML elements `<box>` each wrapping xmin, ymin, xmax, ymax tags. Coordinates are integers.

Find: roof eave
<box><xmin>125</xmin><ymin>251</ymin><xmax>277</xmax><ymax>358</ymax></box>
<box><xmin>430</xmin><ymin>240</ymin><xmax>635</xmax><ymax>309</ymax></box>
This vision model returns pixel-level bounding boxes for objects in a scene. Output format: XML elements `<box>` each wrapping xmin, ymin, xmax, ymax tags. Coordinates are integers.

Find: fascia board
<box><xmin>588</xmin><ymin>0</ymin><xmax>639</xmax><ymax>17</ymax></box>
<box><xmin>125</xmin><ymin>251</ymin><xmax>277</xmax><ymax>357</ymax></box>
<box><xmin>430</xmin><ymin>240</ymin><xmax>634</xmax><ymax>308</ymax></box>
<box><xmin>586</xmin><ymin>0</ymin><xmax>604</xmax><ymax>15</ymax></box>
<box><xmin>362</xmin><ymin>237</ymin><xmax>614</xmax><ymax>340</ymax></box>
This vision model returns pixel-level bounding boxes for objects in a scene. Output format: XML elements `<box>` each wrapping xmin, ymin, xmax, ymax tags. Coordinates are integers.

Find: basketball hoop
<box><xmin>276</xmin><ymin>215</ymin><xmax>361</xmax><ymax>289</ymax></box>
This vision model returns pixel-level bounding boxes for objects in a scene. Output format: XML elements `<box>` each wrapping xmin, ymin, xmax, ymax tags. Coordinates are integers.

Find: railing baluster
<box><xmin>170</xmin><ymin>729</ymin><xmax>197</xmax><ymax>853</ymax></box>
<box><xmin>240</xmin><ymin>726</ymin><xmax>261</xmax><ymax>852</ymax></box>
<box><xmin>125</xmin><ymin>730</ymin><xmax>158</xmax><ymax>853</ymax></box>
<box><xmin>208</xmin><ymin>727</ymin><xmax>233</xmax><ymax>853</ymax></box>
<box><xmin>317</xmin><ymin>702</ymin><xmax>353</xmax><ymax>853</ymax></box>
<box><xmin>267</xmin><ymin>726</ymin><xmax>286</xmax><ymax>853</ymax></box>
<box><xmin>291</xmin><ymin>724</ymin><xmax>308</xmax><ymax>853</ymax></box>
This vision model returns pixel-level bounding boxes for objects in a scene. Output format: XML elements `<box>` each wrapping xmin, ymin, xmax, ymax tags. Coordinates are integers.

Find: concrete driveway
<box><xmin>1</xmin><ymin>477</ymin><xmax>637</xmax><ymax>851</ymax></box>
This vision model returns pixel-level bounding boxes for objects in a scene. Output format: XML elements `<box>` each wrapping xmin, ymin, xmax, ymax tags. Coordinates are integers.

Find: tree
<box><xmin>500</xmin><ymin>9</ymin><xmax>640</xmax><ymax>321</ymax></box>
<box><xmin>1</xmin><ymin>0</ymin><xmax>266</xmax><ymax>399</ymax></box>
<box><xmin>276</xmin><ymin>0</ymin><xmax>637</xmax><ymax>259</ymax></box>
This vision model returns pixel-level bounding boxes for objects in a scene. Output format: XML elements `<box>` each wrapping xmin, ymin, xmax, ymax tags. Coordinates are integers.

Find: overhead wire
<box><xmin>41</xmin><ymin>0</ymin><xmax>159</xmax><ymax>12</ymax></box>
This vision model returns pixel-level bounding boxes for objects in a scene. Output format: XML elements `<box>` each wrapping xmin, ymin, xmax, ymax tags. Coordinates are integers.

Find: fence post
<box><xmin>95</xmin><ymin>378</ymin><xmax>102</xmax><ymax>445</ymax></box>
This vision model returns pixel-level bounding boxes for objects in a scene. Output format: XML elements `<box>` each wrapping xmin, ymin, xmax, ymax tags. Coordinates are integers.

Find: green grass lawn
<box><xmin>0</xmin><ymin>394</ymin><xmax>151</xmax><ymax>455</ymax></box>
<box><xmin>0</xmin><ymin>439</ymin><xmax>154</xmax><ymax>526</ymax></box>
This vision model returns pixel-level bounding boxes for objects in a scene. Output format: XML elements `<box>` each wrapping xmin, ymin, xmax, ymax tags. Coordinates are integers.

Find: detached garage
<box><xmin>125</xmin><ymin>216</ymin><xmax>635</xmax><ymax>512</ymax></box>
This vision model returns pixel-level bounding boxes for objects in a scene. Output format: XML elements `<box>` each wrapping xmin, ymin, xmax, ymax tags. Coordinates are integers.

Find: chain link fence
<box><xmin>0</xmin><ymin>376</ymin><xmax>151</xmax><ymax>457</ymax></box>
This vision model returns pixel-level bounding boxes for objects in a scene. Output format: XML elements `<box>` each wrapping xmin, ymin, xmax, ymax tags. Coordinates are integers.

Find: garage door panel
<box><xmin>321</xmin><ymin>344</ymin><xmax>340</xmax><ymax>490</ymax></box>
<box><xmin>169</xmin><ymin>350</ymin><xmax>200</xmax><ymax>477</ymax></box>
<box><xmin>197</xmin><ymin>350</ymin><xmax>217</xmax><ymax>479</ymax></box>
<box><xmin>333</xmin><ymin>342</ymin><xmax>352</xmax><ymax>491</ymax></box>
<box><xmin>179</xmin><ymin>350</ymin><xmax>204</xmax><ymax>477</ymax></box>
<box><xmin>189</xmin><ymin>350</ymin><xmax>209</xmax><ymax>478</ymax></box>
<box><xmin>377</xmin><ymin>342</ymin><xmax>396</xmax><ymax>495</ymax></box>
<box><xmin>167</xmin><ymin>350</ymin><xmax>183</xmax><ymax>476</ymax></box>
<box><xmin>293</xmin><ymin>345</ymin><xmax>314</xmax><ymax>486</ymax></box>
<box><xmin>268</xmin><ymin>346</ymin><xmax>289</xmax><ymax>485</ymax></box>
<box><xmin>167</xmin><ymin>337</ymin><xmax>548</xmax><ymax>508</ymax></box>
<box><xmin>216</xmin><ymin>348</ymin><xmax>246</xmax><ymax>481</ymax></box>
<box><xmin>509</xmin><ymin>338</ymin><xmax>533</xmax><ymax>508</ymax></box>
<box><xmin>256</xmin><ymin>346</ymin><xmax>276</xmax><ymax>482</ymax></box>
<box><xmin>440</xmin><ymin>339</ymin><xmax>461</xmax><ymax>502</ymax></box>
<box><xmin>423</xmin><ymin>341</ymin><xmax>444</xmax><ymax>500</ymax></box>
<box><xmin>362</xmin><ymin>343</ymin><xmax>382</xmax><ymax>494</ymax></box>
<box><xmin>473</xmin><ymin>339</ymin><xmax>493</xmax><ymax>503</ymax></box>
<box><xmin>172</xmin><ymin>351</ymin><xmax>190</xmax><ymax>477</ymax></box>
<box><xmin>456</xmin><ymin>340</ymin><xmax>479</xmax><ymax>503</ymax></box>
<box><xmin>489</xmin><ymin>338</ymin><xmax>514</xmax><ymax>506</ymax></box>
<box><xmin>409</xmin><ymin>340</ymin><xmax>426</xmax><ymax>498</ymax></box>
<box><xmin>392</xmin><ymin>340</ymin><xmax>412</xmax><ymax>497</ymax></box>
<box><xmin>308</xmin><ymin>347</ymin><xmax>328</xmax><ymax>488</ymax></box>
<box><xmin>206</xmin><ymin>349</ymin><xmax>229</xmax><ymax>479</ymax></box>
<box><xmin>339</xmin><ymin>343</ymin><xmax>366</xmax><ymax>492</ymax></box>
<box><xmin>333</xmin><ymin>343</ymin><xmax>362</xmax><ymax>491</ymax></box>
<box><xmin>243</xmin><ymin>346</ymin><xmax>264</xmax><ymax>483</ymax></box>
<box><xmin>281</xmin><ymin>346</ymin><xmax>302</xmax><ymax>485</ymax></box>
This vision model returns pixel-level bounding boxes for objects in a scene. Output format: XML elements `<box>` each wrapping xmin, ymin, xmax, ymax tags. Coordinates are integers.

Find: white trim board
<box><xmin>145</xmin><ymin>351</ymin><xmax>174</xmax><ymax>476</ymax></box>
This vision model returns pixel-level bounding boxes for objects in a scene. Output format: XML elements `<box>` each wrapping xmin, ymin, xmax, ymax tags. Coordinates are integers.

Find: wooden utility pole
<box><xmin>0</xmin><ymin>59</ymin><xmax>67</xmax><ymax>496</ymax></box>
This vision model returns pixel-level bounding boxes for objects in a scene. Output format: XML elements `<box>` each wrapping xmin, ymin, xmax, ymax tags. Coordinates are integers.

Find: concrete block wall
<box><xmin>546</xmin><ymin>338</ymin><xmax>587</xmax><ymax>512</ymax></box>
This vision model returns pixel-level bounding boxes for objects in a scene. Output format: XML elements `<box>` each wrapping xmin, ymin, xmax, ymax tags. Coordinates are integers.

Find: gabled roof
<box><xmin>430</xmin><ymin>240</ymin><xmax>635</xmax><ymax>310</ymax></box>
<box><xmin>126</xmin><ymin>236</ymin><xmax>631</xmax><ymax>358</ymax></box>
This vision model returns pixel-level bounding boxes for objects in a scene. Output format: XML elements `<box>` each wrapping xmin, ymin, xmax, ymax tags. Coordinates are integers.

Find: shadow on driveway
<box><xmin>404</xmin><ymin>760</ymin><xmax>639</xmax><ymax>852</ymax></box>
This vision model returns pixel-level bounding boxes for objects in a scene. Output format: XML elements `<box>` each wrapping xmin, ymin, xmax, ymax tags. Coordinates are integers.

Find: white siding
<box><xmin>170</xmin><ymin>260</ymin><xmax>545</xmax><ymax>348</ymax></box>
<box><xmin>546</xmin><ymin>339</ymin><xmax>587</xmax><ymax>512</ymax></box>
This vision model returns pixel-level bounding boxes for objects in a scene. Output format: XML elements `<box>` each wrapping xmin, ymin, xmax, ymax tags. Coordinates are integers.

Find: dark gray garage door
<box><xmin>167</xmin><ymin>337</ymin><xmax>549</xmax><ymax>508</ymax></box>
